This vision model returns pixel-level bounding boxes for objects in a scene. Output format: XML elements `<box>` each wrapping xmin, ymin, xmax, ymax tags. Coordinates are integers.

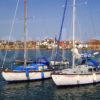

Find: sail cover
<box><xmin>71</xmin><ymin>47</ymin><xmax>81</xmax><ymax>59</ymax></box>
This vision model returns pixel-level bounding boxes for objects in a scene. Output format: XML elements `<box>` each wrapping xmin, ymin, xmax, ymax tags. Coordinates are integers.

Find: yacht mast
<box><xmin>24</xmin><ymin>0</ymin><xmax>27</xmax><ymax>67</ymax></box>
<box><xmin>72</xmin><ymin>0</ymin><xmax>76</xmax><ymax>68</ymax></box>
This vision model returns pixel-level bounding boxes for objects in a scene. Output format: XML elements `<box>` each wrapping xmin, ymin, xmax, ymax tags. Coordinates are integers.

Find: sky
<box><xmin>0</xmin><ymin>0</ymin><xmax>100</xmax><ymax>41</ymax></box>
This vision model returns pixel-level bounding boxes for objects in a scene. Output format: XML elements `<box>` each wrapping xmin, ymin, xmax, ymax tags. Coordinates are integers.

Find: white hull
<box><xmin>2</xmin><ymin>70</ymin><xmax>52</xmax><ymax>82</ymax></box>
<box><xmin>52</xmin><ymin>73</ymin><xmax>100</xmax><ymax>86</ymax></box>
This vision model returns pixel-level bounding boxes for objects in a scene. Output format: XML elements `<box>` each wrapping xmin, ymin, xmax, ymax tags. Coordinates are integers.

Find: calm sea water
<box><xmin>0</xmin><ymin>50</ymin><xmax>100</xmax><ymax>100</ymax></box>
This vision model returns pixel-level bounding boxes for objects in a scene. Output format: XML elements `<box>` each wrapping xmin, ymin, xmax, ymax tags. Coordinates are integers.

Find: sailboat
<box><xmin>52</xmin><ymin>0</ymin><xmax>100</xmax><ymax>86</ymax></box>
<box><xmin>50</xmin><ymin>52</ymin><xmax>69</xmax><ymax>66</ymax></box>
<box><xmin>50</xmin><ymin>0</ymin><xmax>69</xmax><ymax>67</ymax></box>
<box><xmin>1</xmin><ymin>0</ymin><xmax>52</xmax><ymax>82</ymax></box>
<box><xmin>50</xmin><ymin>35</ymin><xmax>69</xmax><ymax>66</ymax></box>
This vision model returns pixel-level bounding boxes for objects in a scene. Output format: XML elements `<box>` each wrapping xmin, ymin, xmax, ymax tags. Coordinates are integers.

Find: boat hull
<box><xmin>52</xmin><ymin>73</ymin><xmax>100</xmax><ymax>86</ymax></box>
<box><xmin>2</xmin><ymin>70</ymin><xmax>52</xmax><ymax>82</ymax></box>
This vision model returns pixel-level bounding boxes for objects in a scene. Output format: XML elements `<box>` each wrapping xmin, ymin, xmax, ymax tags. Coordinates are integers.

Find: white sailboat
<box><xmin>1</xmin><ymin>0</ymin><xmax>52</xmax><ymax>82</ymax></box>
<box><xmin>52</xmin><ymin>0</ymin><xmax>100</xmax><ymax>86</ymax></box>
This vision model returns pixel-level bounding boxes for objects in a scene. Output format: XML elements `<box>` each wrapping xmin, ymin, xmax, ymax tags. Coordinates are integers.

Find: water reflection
<box><xmin>1</xmin><ymin>79</ymin><xmax>100</xmax><ymax>100</ymax></box>
<box><xmin>53</xmin><ymin>84</ymin><xmax>100</xmax><ymax>100</ymax></box>
<box><xmin>0</xmin><ymin>80</ymin><xmax>55</xmax><ymax>100</ymax></box>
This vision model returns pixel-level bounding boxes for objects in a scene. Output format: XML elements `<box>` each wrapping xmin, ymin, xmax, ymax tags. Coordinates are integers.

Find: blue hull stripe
<box><xmin>41</xmin><ymin>72</ymin><xmax>44</xmax><ymax>79</ymax></box>
<box><xmin>26</xmin><ymin>69</ymin><xmax>29</xmax><ymax>79</ymax></box>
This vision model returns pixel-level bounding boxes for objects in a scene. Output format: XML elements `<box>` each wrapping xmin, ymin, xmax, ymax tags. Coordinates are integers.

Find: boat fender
<box><xmin>77</xmin><ymin>75</ymin><xmax>80</xmax><ymax>85</ymax></box>
<box><xmin>26</xmin><ymin>68</ymin><xmax>29</xmax><ymax>79</ymax></box>
<box><xmin>93</xmin><ymin>73</ymin><xmax>96</xmax><ymax>83</ymax></box>
<box><xmin>41</xmin><ymin>72</ymin><xmax>44</xmax><ymax>79</ymax></box>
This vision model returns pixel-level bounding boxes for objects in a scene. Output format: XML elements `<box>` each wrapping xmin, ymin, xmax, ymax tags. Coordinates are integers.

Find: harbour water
<box><xmin>0</xmin><ymin>50</ymin><xmax>100</xmax><ymax>100</ymax></box>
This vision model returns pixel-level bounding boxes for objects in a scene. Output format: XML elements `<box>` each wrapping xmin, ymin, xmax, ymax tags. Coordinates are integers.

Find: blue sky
<box><xmin>0</xmin><ymin>0</ymin><xmax>100</xmax><ymax>41</ymax></box>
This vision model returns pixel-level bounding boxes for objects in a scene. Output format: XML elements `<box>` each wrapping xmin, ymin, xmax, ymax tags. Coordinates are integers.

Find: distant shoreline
<box><xmin>0</xmin><ymin>39</ymin><xmax>100</xmax><ymax>51</ymax></box>
<box><xmin>0</xmin><ymin>48</ymin><xmax>100</xmax><ymax>51</ymax></box>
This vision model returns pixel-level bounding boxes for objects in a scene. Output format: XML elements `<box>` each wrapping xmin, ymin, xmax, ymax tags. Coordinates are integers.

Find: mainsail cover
<box><xmin>71</xmin><ymin>47</ymin><xmax>81</xmax><ymax>59</ymax></box>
